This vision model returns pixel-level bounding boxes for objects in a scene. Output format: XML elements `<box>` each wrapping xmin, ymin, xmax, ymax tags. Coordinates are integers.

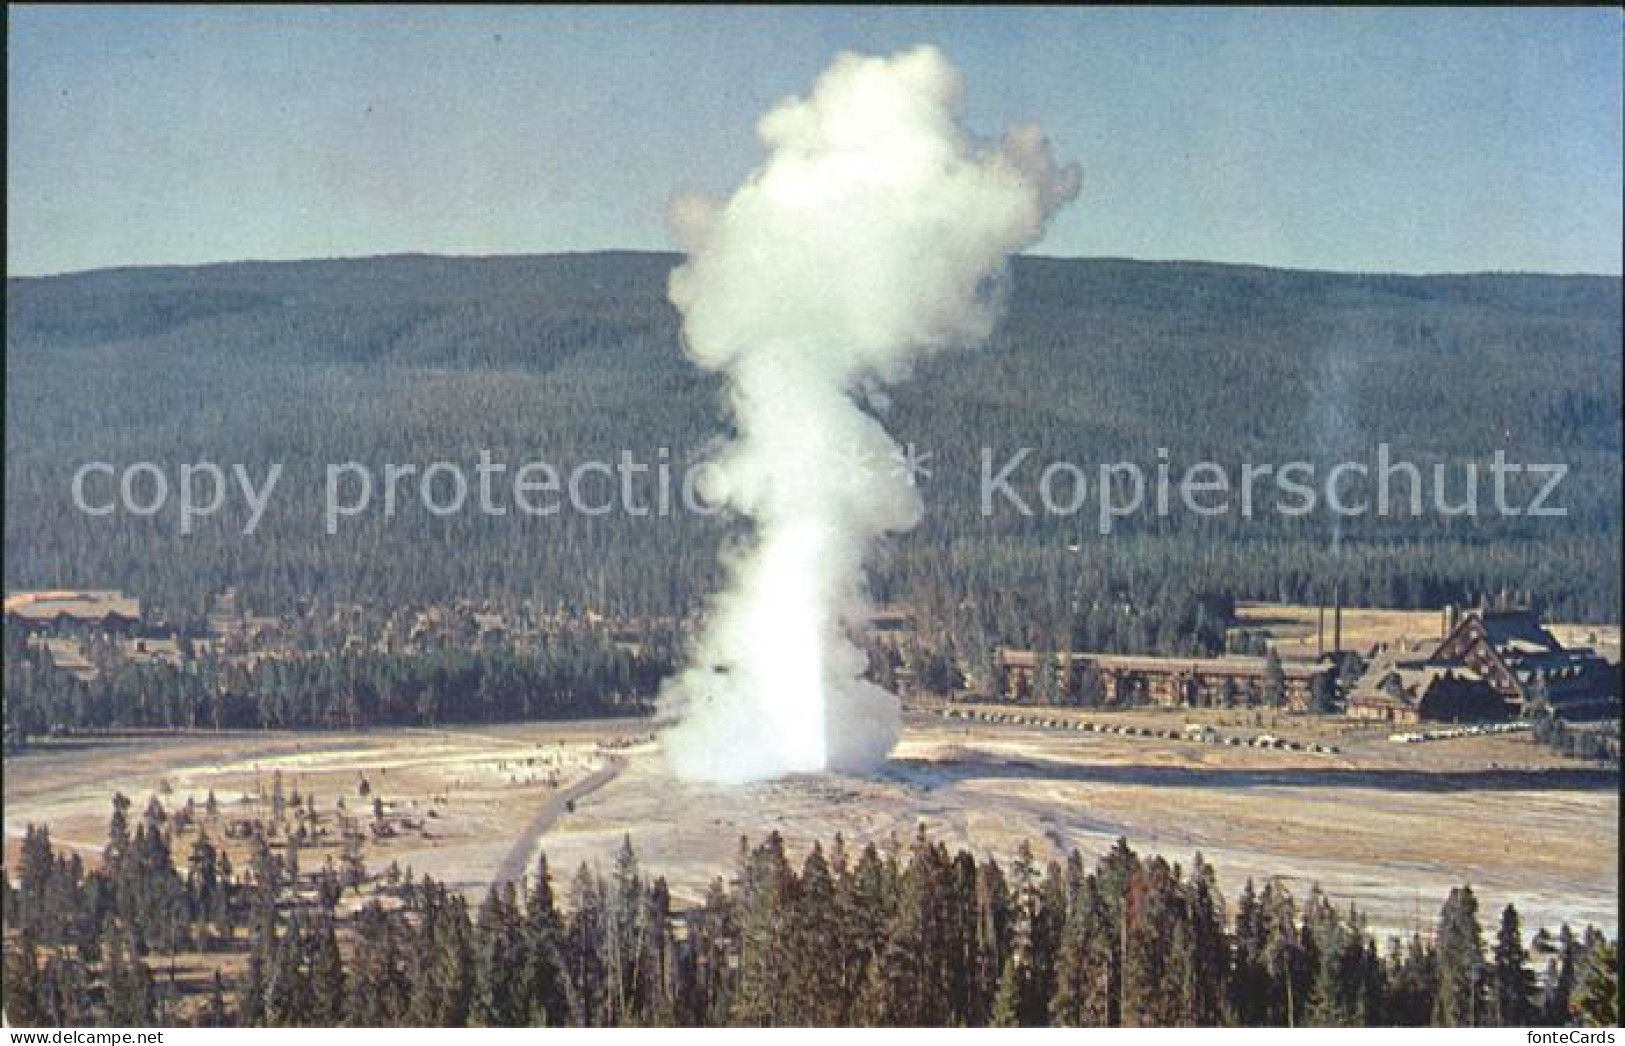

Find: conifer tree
<box><xmin>1541</xmin><ymin>924</ymin><xmax>1582</xmax><ymax>1025</ymax></box>
<box><xmin>1432</xmin><ymin>886</ymin><xmax>1486</xmax><ymax>1026</ymax></box>
<box><xmin>1572</xmin><ymin>938</ymin><xmax>1617</xmax><ymax>1028</ymax></box>
<box><xmin>2</xmin><ymin>930</ymin><xmax>47</xmax><ymax>1026</ymax></box>
<box><xmin>970</xmin><ymin>856</ymin><xmax>1011</xmax><ymax>1026</ymax></box>
<box><xmin>309</xmin><ymin>916</ymin><xmax>347</xmax><ymax>1026</ymax></box>
<box><xmin>606</xmin><ymin>835</ymin><xmax>648</xmax><ymax>1024</ymax></box>
<box><xmin>991</xmin><ymin>952</ymin><xmax>1027</xmax><ymax>1027</ymax></box>
<box><xmin>1050</xmin><ymin>873</ymin><xmax>1113</xmax><ymax>1026</ymax></box>
<box><xmin>565</xmin><ymin>863</ymin><xmax>608</xmax><ymax>1026</ymax></box>
<box><xmin>519</xmin><ymin>855</ymin><xmax>572</xmax><ymax>1026</ymax></box>
<box><xmin>1387</xmin><ymin>932</ymin><xmax>1440</xmax><ymax>1026</ymax></box>
<box><xmin>1259</xmin><ymin>880</ymin><xmax>1306</xmax><ymax>1027</ymax></box>
<box><xmin>786</xmin><ymin>843</ymin><xmax>843</xmax><ymax>1025</ymax></box>
<box><xmin>1488</xmin><ymin>904</ymin><xmax>1536</xmax><ymax>1026</ymax></box>
<box><xmin>472</xmin><ymin>881</ymin><xmax>524</xmax><ymax>1026</ymax></box>
<box><xmin>347</xmin><ymin>900</ymin><xmax>410</xmax><ymax>1026</ymax></box>
<box><xmin>424</xmin><ymin>895</ymin><xmax>475</xmax><ymax>1026</ymax></box>
<box><xmin>836</xmin><ymin>842</ymin><xmax>891</xmax><ymax>1018</ymax></box>
<box><xmin>733</xmin><ymin>832</ymin><xmax>796</xmax><ymax>1026</ymax></box>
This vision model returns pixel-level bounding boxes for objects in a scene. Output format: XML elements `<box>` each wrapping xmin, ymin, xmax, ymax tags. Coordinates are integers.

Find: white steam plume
<box><xmin>661</xmin><ymin>46</ymin><xmax>1080</xmax><ymax>783</ymax></box>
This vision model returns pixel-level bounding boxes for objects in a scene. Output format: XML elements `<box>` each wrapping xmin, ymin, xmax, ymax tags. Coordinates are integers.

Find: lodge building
<box><xmin>1347</xmin><ymin>609</ymin><xmax>1619</xmax><ymax>724</ymax></box>
<box><xmin>992</xmin><ymin>648</ymin><xmax>1333</xmax><ymax>710</ymax></box>
<box><xmin>4</xmin><ymin>590</ymin><xmax>141</xmax><ymax>635</ymax></box>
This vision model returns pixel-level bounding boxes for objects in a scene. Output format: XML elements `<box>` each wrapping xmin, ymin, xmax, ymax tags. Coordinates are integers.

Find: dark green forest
<box><xmin>3</xmin><ymin>802</ymin><xmax>1618</xmax><ymax>1028</ymax></box>
<box><xmin>7</xmin><ymin>253</ymin><xmax>1621</xmax><ymax>661</ymax></box>
<box><xmin>1</xmin><ymin>627</ymin><xmax>664</xmax><ymax>738</ymax></box>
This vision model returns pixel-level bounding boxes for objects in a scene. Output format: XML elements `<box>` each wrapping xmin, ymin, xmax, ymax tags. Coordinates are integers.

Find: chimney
<box><xmin>1333</xmin><ymin>580</ymin><xmax>1343</xmax><ymax>655</ymax></box>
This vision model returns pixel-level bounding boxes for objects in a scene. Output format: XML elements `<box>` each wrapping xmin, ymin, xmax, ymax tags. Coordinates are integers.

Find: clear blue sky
<box><xmin>8</xmin><ymin>6</ymin><xmax>1622</xmax><ymax>276</ymax></box>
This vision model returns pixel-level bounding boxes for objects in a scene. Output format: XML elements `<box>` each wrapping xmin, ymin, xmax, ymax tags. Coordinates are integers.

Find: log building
<box><xmin>1347</xmin><ymin>609</ymin><xmax>1618</xmax><ymax>723</ymax></box>
<box><xmin>992</xmin><ymin>648</ymin><xmax>1332</xmax><ymax>710</ymax></box>
<box><xmin>3</xmin><ymin>590</ymin><xmax>141</xmax><ymax>635</ymax></box>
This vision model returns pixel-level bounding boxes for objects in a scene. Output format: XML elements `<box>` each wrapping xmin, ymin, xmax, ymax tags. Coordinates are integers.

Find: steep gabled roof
<box><xmin>1478</xmin><ymin>610</ymin><xmax>1562</xmax><ymax>656</ymax></box>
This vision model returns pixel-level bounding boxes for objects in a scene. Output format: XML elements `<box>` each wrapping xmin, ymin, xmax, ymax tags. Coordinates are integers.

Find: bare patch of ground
<box><xmin>536</xmin><ymin>707</ymin><xmax>1617</xmax><ymax>939</ymax></box>
<box><xmin>3</xmin><ymin>722</ymin><xmax>649</xmax><ymax>897</ymax></box>
<box><xmin>6</xmin><ymin>712</ymin><xmax>1614</xmax><ymax>940</ymax></box>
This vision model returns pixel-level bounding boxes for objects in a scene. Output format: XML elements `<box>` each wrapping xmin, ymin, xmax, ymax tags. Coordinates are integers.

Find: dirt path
<box><xmin>491</xmin><ymin>755</ymin><xmax>626</xmax><ymax>887</ymax></box>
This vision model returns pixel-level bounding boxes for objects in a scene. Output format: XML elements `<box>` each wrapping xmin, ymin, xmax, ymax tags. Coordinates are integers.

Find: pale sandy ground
<box><xmin>533</xmin><ymin>709</ymin><xmax>1617</xmax><ymax>940</ymax></box>
<box><xmin>6</xmin><ymin>713</ymin><xmax>1615</xmax><ymax>940</ymax></box>
<box><xmin>2</xmin><ymin>723</ymin><xmax>642</xmax><ymax>895</ymax></box>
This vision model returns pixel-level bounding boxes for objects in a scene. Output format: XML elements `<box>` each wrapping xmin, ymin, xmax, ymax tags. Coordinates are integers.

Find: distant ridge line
<box><xmin>10</xmin><ymin>249</ymin><xmax>1623</xmax><ymax>284</ymax></box>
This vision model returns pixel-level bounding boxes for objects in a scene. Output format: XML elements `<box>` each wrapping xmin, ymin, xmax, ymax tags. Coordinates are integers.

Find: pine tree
<box><xmin>264</xmin><ymin>915</ymin><xmax>313</xmax><ymax>1026</ymax></box>
<box><xmin>239</xmin><ymin>930</ymin><xmax>269</xmax><ymax>1026</ymax></box>
<box><xmin>106</xmin><ymin>793</ymin><xmax>132</xmax><ymax>871</ymax></box>
<box><xmin>422</xmin><ymin>895</ymin><xmax>475</xmax><ymax>1026</ymax></box>
<box><xmin>309</xmin><ymin>916</ymin><xmax>347</xmax><ymax>1025</ymax></box>
<box><xmin>472</xmin><ymin>881</ymin><xmax>524</xmax><ymax>1026</ymax></box>
<box><xmin>1387</xmin><ymin>933</ymin><xmax>1440</xmax><ymax>1026</ymax></box>
<box><xmin>680</xmin><ymin>877</ymin><xmax>738</xmax><ymax>1027</ymax></box>
<box><xmin>1541</xmin><ymin>924</ymin><xmax>1582</xmax><ymax>1025</ymax></box>
<box><xmin>991</xmin><ymin>952</ymin><xmax>1026</xmax><ymax>1027</ymax></box>
<box><xmin>1123</xmin><ymin>856</ymin><xmax>1192</xmax><ymax>1026</ymax></box>
<box><xmin>1182</xmin><ymin>854</ymin><xmax>1229</xmax><ymax>1025</ymax></box>
<box><xmin>1572</xmin><ymin>938</ymin><xmax>1617</xmax><ymax>1028</ymax></box>
<box><xmin>39</xmin><ymin>953</ymin><xmax>92</xmax><ymax>1026</ymax></box>
<box><xmin>1488</xmin><ymin>904</ymin><xmax>1536</xmax><ymax>1026</ymax></box>
<box><xmin>837</xmin><ymin>842</ymin><xmax>892</xmax><ymax>1021</ymax></box>
<box><xmin>640</xmin><ymin>875</ymin><xmax>678</xmax><ymax>1026</ymax></box>
<box><xmin>1028</xmin><ymin>858</ymin><xmax>1067</xmax><ymax>1022</ymax></box>
<box><xmin>1050</xmin><ymin>873</ymin><xmax>1113</xmax><ymax>1026</ymax></box>
<box><xmin>970</xmin><ymin>856</ymin><xmax>1011</xmax><ymax>1026</ymax></box>
<box><xmin>1228</xmin><ymin>878</ymin><xmax>1270</xmax><ymax>1025</ymax></box>
<box><xmin>17</xmin><ymin>825</ymin><xmax>55</xmax><ymax>936</ymax></box>
<box><xmin>785</xmin><ymin>843</ymin><xmax>843</xmax><ymax>1025</ymax></box>
<box><xmin>1305</xmin><ymin>893</ymin><xmax>1370</xmax><ymax>1026</ymax></box>
<box><xmin>565</xmin><ymin>863</ymin><xmax>608</xmax><ymax>1026</ymax></box>
<box><xmin>1259</xmin><ymin>880</ymin><xmax>1306</xmax><ymax>1027</ymax></box>
<box><xmin>861</xmin><ymin>828</ymin><xmax>959</xmax><ymax>1026</ymax></box>
<box><xmin>347</xmin><ymin>900</ymin><xmax>410</xmax><ymax>1026</ymax></box>
<box><xmin>606</xmin><ymin>835</ymin><xmax>648</xmax><ymax>1024</ymax></box>
<box><xmin>1432</xmin><ymin>886</ymin><xmax>1486</xmax><ymax>1027</ymax></box>
<box><xmin>984</xmin><ymin>841</ymin><xmax>1051</xmax><ymax>1027</ymax></box>
<box><xmin>519</xmin><ymin>854</ymin><xmax>571</xmax><ymax>1026</ymax></box>
<box><xmin>2</xmin><ymin>929</ymin><xmax>47</xmax><ymax>1026</ymax></box>
<box><xmin>733</xmin><ymin>833</ymin><xmax>796</xmax><ymax>1026</ymax></box>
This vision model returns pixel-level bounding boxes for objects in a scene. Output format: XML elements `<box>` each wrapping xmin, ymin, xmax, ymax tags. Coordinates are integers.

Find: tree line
<box><xmin>3</xmin><ymin>798</ymin><xmax>1617</xmax><ymax>1027</ymax></box>
<box><xmin>3</xmin><ymin>627</ymin><xmax>663</xmax><ymax>746</ymax></box>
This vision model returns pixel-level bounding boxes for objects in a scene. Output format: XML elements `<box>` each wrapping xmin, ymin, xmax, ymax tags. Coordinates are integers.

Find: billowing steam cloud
<box><xmin>661</xmin><ymin>46</ymin><xmax>1080</xmax><ymax>783</ymax></box>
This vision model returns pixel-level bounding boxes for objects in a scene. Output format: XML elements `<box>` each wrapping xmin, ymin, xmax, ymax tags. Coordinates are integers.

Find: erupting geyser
<box><xmin>661</xmin><ymin>46</ymin><xmax>1080</xmax><ymax>783</ymax></box>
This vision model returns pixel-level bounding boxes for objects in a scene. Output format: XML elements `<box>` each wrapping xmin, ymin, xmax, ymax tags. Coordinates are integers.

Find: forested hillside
<box><xmin>7</xmin><ymin>253</ymin><xmax>1620</xmax><ymax>657</ymax></box>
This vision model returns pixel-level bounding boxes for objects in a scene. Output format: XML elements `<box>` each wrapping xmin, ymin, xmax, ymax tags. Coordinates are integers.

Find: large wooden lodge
<box><xmin>992</xmin><ymin>647</ymin><xmax>1333</xmax><ymax>710</ymax></box>
<box><xmin>991</xmin><ymin>608</ymin><xmax>1618</xmax><ymax>724</ymax></box>
<box><xmin>3</xmin><ymin>590</ymin><xmax>141</xmax><ymax>634</ymax></box>
<box><xmin>1347</xmin><ymin>609</ymin><xmax>1619</xmax><ymax>724</ymax></box>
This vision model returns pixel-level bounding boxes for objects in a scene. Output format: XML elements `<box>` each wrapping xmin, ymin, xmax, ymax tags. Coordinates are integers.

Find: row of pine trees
<box><xmin>3</xmin><ymin>796</ymin><xmax>1616</xmax><ymax>1027</ymax></box>
<box><xmin>3</xmin><ymin>627</ymin><xmax>663</xmax><ymax>746</ymax></box>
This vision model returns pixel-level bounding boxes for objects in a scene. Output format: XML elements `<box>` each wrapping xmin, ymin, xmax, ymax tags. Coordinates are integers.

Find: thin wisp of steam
<box><xmin>661</xmin><ymin>46</ymin><xmax>1080</xmax><ymax>783</ymax></box>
